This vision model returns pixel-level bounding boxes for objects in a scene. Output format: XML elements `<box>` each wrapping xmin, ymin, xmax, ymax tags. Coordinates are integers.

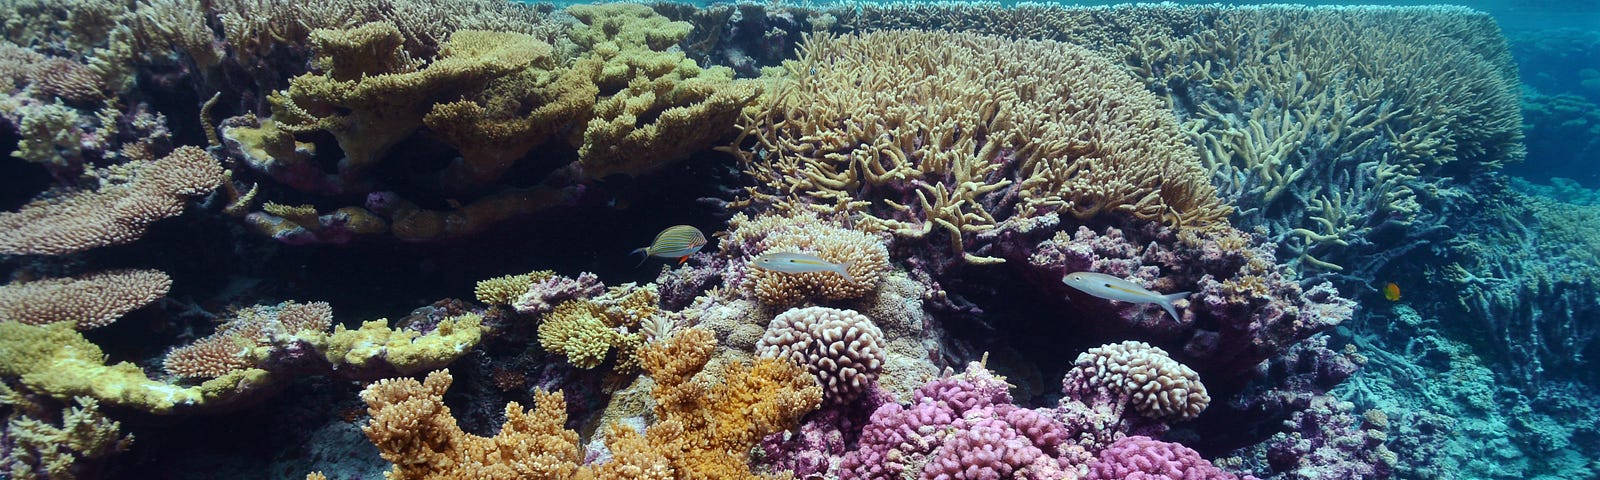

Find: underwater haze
<box><xmin>0</xmin><ymin>0</ymin><xmax>1596</xmax><ymax>479</ymax></box>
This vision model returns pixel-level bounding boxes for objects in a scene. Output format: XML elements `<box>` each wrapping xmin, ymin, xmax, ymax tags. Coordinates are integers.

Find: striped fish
<box><xmin>632</xmin><ymin>225</ymin><xmax>707</xmax><ymax>266</ymax></box>
<box><xmin>751</xmin><ymin>251</ymin><xmax>855</xmax><ymax>282</ymax></box>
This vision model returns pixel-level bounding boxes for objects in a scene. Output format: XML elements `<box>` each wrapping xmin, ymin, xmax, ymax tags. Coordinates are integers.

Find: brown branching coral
<box><xmin>0</xmin><ymin>146</ymin><xmax>224</xmax><ymax>255</ymax></box>
<box><xmin>0</xmin><ymin>269</ymin><xmax>172</xmax><ymax>330</ymax></box>
<box><xmin>733</xmin><ymin>30</ymin><xmax>1228</xmax><ymax>265</ymax></box>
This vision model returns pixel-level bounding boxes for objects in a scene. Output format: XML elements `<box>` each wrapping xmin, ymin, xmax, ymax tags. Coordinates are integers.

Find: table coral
<box><xmin>0</xmin><ymin>269</ymin><xmax>171</xmax><ymax>330</ymax></box>
<box><xmin>268</xmin><ymin>22</ymin><xmax>548</xmax><ymax>182</ymax></box>
<box><xmin>0</xmin><ymin>146</ymin><xmax>224</xmax><ymax>255</ymax></box>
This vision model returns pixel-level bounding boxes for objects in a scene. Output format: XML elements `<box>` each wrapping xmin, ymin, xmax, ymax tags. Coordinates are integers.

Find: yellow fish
<box><xmin>1062</xmin><ymin>271</ymin><xmax>1191</xmax><ymax>321</ymax></box>
<box><xmin>1383</xmin><ymin>282</ymin><xmax>1401</xmax><ymax>302</ymax></box>
<box><xmin>632</xmin><ymin>225</ymin><xmax>707</xmax><ymax>266</ymax></box>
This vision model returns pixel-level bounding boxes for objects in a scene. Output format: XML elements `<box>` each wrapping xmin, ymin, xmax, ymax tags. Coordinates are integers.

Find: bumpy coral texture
<box><xmin>722</xmin><ymin>210</ymin><xmax>891</xmax><ymax>306</ymax></box>
<box><xmin>839</xmin><ymin>362</ymin><xmax>1089</xmax><ymax>480</ymax></box>
<box><xmin>1086</xmin><ymin>436</ymin><xmax>1247</xmax><ymax>480</ymax></box>
<box><xmin>0</xmin><ymin>269</ymin><xmax>172</xmax><ymax>330</ymax></box>
<box><xmin>1061</xmin><ymin>341</ymin><xmax>1210</xmax><ymax>422</ymax></box>
<box><xmin>756</xmin><ymin>306</ymin><xmax>886</xmax><ymax>405</ymax></box>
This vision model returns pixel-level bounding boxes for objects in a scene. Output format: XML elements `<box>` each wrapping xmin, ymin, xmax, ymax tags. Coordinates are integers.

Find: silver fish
<box><xmin>1062</xmin><ymin>271</ymin><xmax>1191</xmax><ymax>321</ymax></box>
<box><xmin>751</xmin><ymin>251</ymin><xmax>855</xmax><ymax>282</ymax></box>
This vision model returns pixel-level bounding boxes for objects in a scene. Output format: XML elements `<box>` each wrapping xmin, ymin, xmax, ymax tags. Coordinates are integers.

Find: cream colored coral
<box><xmin>1063</xmin><ymin>340</ymin><xmax>1210</xmax><ymax>422</ymax></box>
<box><xmin>733</xmin><ymin>30</ymin><xmax>1229</xmax><ymax>266</ymax></box>
<box><xmin>755</xmin><ymin>306</ymin><xmax>886</xmax><ymax>405</ymax></box>
<box><xmin>538</xmin><ymin>301</ymin><xmax>623</xmax><ymax>370</ymax></box>
<box><xmin>473</xmin><ymin>270</ymin><xmax>554</xmax><ymax>305</ymax></box>
<box><xmin>0</xmin><ymin>269</ymin><xmax>171</xmax><ymax>330</ymax></box>
<box><xmin>727</xmin><ymin>210</ymin><xmax>890</xmax><ymax>306</ymax></box>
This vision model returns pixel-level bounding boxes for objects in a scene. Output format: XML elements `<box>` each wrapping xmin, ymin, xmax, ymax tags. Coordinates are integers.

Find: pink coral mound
<box><xmin>1087</xmin><ymin>436</ymin><xmax>1251</xmax><ymax>480</ymax></box>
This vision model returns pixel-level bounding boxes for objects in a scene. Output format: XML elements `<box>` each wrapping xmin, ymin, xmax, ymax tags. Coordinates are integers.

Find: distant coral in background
<box><xmin>0</xmin><ymin>269</ymin><xmax>171</xmax><ymax>330</ymax></box>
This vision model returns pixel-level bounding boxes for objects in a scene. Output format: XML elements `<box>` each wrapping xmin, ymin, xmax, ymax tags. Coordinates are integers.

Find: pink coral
<box><xmin>1086</xmin><ymin>436</ymin><xmax>1250</xmax><ymax>480</ymax></box>
<box><xmin>838</xmin><ymin>363</ymin><xmax>1089</xmax><ymax>480</ymax></box>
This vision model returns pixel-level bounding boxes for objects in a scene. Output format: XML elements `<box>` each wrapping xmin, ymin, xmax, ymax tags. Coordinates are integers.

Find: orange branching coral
<box><xmin>0</xmin><ymin>146</ymin><xmax>225</xmax><ymax>255</ymax></box>
<box><xmin>355</xmin><ymin>370</ymin><xmax>582</xmax><ymax>480</ymax></box>
<box><xmin>629</xmin><ymin>328</ymin><xmax>822</xmax><ymax>479</ymax></box>
<box><xmin>322</xmin><ymin>328</ymin><xmax>819</xmax><ymax>479</ymax></box>
<box><xmin>0</xmin><ymin>269</ymin><xmax>172</xmax><ymax>330</ymax></box>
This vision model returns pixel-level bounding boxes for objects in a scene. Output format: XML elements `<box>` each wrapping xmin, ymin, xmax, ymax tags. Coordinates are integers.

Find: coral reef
<box><xmin>755</xmin><ymin>306</ymin><xmax>886</xmax><ymax>405</ymax></box>
<box><xmin>0</xmin><ymin>269</ymin><xmax>170</xmax><ymax>330</ymax></box>
<box><xmin>0</xmin><ymin>146</ymin><xmax>224</xmax><ymax>255</ymax></box>
<box><xmin>0</xmin><ymin>1</ymin><xmax>1566</xmax><ymax>479</ymax></box>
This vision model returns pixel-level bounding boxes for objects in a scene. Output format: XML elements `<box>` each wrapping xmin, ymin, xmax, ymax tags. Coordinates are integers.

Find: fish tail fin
<box><xmin>631</xmin><ymin>248</ymin><xmax>649</xmax><ymax>268</ymax></box>
<box><xmin>837</xmin><ymin>261</ymin><xmax>856</xmax><ymax>283</ymax></box>
<box><xmin>1159</xmin><ymin>291</ymin><xmax>1192</xmax><ymax>321</ymax></box>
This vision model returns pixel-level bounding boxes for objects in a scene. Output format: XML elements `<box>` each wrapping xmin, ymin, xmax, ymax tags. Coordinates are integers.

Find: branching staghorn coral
<box><xmin>731</xmin><ymin>30</ymin><xmax>1228</xmax><ymax>266</ymax></box>
<box><xmin>828</xmin><ymin>3</ymin><xmax>1522</xmax><ymax>279</ymax></box>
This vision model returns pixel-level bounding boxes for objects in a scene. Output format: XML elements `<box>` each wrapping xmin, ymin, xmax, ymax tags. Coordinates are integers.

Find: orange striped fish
<box><xmin>632</xmin><ymin>225</ymin><xmax>707</xmax><ymax>266</ymax></box>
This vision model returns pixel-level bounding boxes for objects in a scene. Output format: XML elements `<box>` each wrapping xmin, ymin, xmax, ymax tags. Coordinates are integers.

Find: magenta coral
<box><xmin>838</xmin><ymin>363</ymin><xmax>1087</xmax><ymax>480</ymax></box>
<box><xmin>1087</xmin><ymin>436</ymin><xmax>1251</xmax><ymax>480</ymax></box>
<box><xmin>1021</xmin><ymin>224</ymin><xmax>1354</xmax><ymax>386</ymax></box>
